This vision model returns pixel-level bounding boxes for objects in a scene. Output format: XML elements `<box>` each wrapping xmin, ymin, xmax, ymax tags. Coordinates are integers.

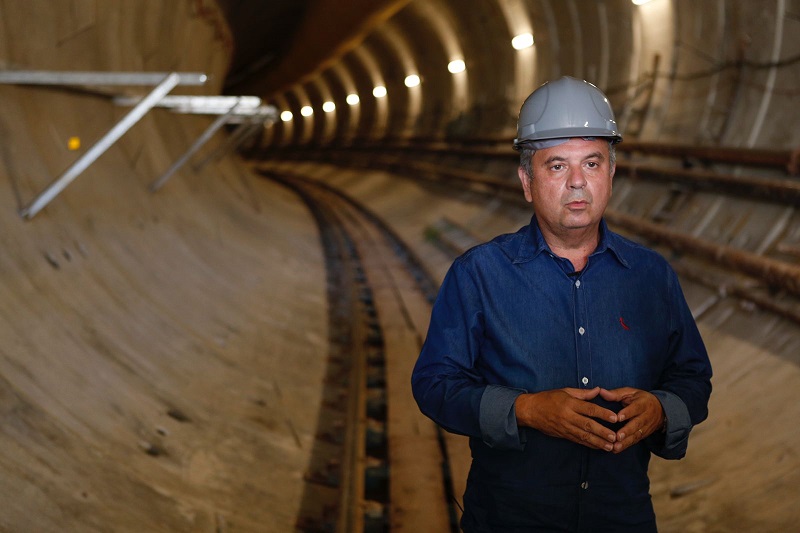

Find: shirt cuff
<box><xmin>479</xmin><ymin>385</ymin><xmax>527</xmax><ymax>450</ymax></box>
<box><xmin>650</xmin><ymin>389</ymin><xmax>692</xmax><ymax>459</ymax></box>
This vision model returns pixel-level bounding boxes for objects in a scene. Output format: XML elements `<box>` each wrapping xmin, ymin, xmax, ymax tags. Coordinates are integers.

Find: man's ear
<box><xmin>609</xmin><ymin>162</ymin><xmax>615</xmax><ymax>192</ymax></box>
<box><xmin>517</xmin><ymin>167</ymin><xmax>533</xmax><ymax>203</ymax></box>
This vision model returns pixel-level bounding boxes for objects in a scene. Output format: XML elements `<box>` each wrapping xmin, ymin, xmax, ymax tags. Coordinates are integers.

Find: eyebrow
<box><xmin>542</xmin><ymin>151</ymin><xmax>605</xmax><ymax>165</ymax></box>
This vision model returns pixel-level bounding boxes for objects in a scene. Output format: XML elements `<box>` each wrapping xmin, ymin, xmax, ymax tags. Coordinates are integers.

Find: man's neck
<box><xmin>539</xmin><ymin>223</ymin><xmax>601</xmax><ymax>272</ymax></box>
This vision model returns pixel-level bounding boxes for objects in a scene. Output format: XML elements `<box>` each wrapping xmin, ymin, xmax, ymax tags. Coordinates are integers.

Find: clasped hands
<box><xmin>514</xmin><ymin>387</ymin><xmax>664</xmax><ymax>453</ymax></box>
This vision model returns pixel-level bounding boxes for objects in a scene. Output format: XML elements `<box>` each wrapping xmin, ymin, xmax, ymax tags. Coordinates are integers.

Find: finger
<box><xmin>563</xmin><ymin>386</ymin><xmax>601</xmax><ymax>401</ymax></box>
<box><xmin>615</xmin><ymin>420</ymin><xmax>642</xmax><ymax>442</ymax></box>
<box><xmin>599</xmin><ymin>387</ymin><xmax>637</xmax><ymax>402</ymax></box>
<box><xmin>612</xmin><ymin>422</ymin><xmax>647</xmax><ymax>453</ymax></box>
<box><xmin>616</xmin><ymin>399</ymin><xmax>646</xmax><ymax>423</ymax></box>
<box><xmin>567</xmin><ymin>417</ymin><xmax>618</xmax><ymax>451</ymax></box>
<box><xmin>619</xmin><ymin>391</ymin><xmax>662</xmax><ymax>423</ymax></box>
<box><xmin>573</xmin><ymin>399</ymin><xmax>618</xmax><ymax>424</ymax></box>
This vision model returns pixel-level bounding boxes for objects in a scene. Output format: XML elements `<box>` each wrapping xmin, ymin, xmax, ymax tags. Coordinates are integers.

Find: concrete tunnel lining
<box><xmin>1</xmin><ymin>0</ymin><xmax>800</xmax><ymax>531</ymax></box>
<box><xmin>0</xmin><ymin>3</ymin><xmax>332</xmax><ymax>530</ymax></box>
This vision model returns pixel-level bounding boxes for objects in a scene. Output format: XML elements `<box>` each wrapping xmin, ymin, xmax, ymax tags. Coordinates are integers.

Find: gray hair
<box><xmin>519</xmin><ymin>141</ymin><xmax>617</xmax><ymax>179</ymax></box>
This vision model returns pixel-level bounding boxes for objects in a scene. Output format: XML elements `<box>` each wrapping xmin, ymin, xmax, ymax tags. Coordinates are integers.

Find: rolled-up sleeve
<box><xmin>480</xmin><ymin>385</ymin><xmax>528</xmax><ymax>450</ymax></box>
<box><xmin>647</xmin><ymin>268</ymin><xmax>713</xmax><ymax>459</ymax></box>
<box><xmin>648</xmin><ymin>389</ymin><xmax>692</xmax><ymax>459</ymax></box>
<box><xmin>412</xmin><ymin>258</ymin><xmax>490</xmax><ymax>441</ymax></box>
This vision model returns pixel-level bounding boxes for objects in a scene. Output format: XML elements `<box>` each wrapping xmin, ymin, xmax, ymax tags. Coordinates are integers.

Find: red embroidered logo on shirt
<box><xmin>619</xmin><ymin>317</ymin><xmax>630</xmax><ymax>330</ymax></box>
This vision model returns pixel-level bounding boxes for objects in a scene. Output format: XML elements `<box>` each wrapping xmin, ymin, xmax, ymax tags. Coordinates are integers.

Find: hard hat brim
<box><xmin>513</xmin><ymin>129</ymin><xmax>622</xmax><ymax>151</ymax></box>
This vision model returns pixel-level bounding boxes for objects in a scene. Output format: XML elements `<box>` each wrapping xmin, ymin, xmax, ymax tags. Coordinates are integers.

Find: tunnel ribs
<box><xmin>259</xmin><ymin>144</ymin><xmax>800</xmax><ymax>309</ymax></box>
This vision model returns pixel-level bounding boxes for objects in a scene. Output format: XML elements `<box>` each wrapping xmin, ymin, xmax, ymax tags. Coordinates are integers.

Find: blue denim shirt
<box><xmin>412</xmin><ymin>216</ymin><xmax>712</xmax><ymax>532</ymax></box>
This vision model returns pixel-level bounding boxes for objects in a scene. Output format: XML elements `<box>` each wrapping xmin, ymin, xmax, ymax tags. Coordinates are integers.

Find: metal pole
<box><xmin>193</xmin><ymin>120</ymin><xmax>263</xmax><ymax>170</ymax></box>
<box><xmin>0</xmin><ymin>71</ymin><xmax>206</xmax><ymax>86</ymax></box>
<box><xmin>20</xmin><ymin>73</ymin><xmax>182</xmax><ymax>219</ymax></box>
<box><xmin>226</xmin><ymin>122</ymin><xmax>265</xmax><ymax>157</ymax></box>
<box><xmin>149</xmin><ymin>99</ymin><xmax>241</xmax><ymax>192</ymax></box>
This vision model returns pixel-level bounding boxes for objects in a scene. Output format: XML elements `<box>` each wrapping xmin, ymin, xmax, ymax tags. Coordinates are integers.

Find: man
<box><xmin>411</xmin><ymin>77</ymin><xmax>712</xmax><ymax>532</ymax></box>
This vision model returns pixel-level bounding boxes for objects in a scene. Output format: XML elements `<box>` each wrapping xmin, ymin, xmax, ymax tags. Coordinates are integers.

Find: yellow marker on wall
<box><xmin>68</xmin><ymin>137</ymin><xmax>81</xmax><ymax>150</ymax></box>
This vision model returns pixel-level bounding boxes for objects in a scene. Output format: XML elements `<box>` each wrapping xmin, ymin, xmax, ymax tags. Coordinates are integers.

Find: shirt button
<box><xmin>575</xmin><ymin>280</ymin><xmax>581</xmax><ymax>288</ymax></box>
<box><xmin>579</xmin><ymin>327</ymin><xmax>585</xmax><ymax>335</ymax></box>
<box><xmin>581</xmin><ymin>482</ymin><xmax>589</xmax><ymax>490</ymax></box>
<box><xmin>582</xmin><ymin>377</ymin><xmax>589</xmax><ymax>385</ymax></box>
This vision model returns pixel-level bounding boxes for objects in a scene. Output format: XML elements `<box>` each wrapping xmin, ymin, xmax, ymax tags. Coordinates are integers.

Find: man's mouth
<box><xmin>565</xmin><ymin>200</ymin><xmax>589</xmax><ymax>209</ymax></box>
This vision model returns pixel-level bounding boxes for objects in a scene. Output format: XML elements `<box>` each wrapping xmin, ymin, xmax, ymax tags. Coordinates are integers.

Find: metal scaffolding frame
<box><xmin>149</xmin><ymin>99</ymin><xmax>244</xmax><ymax>192</ymax></box>
<box><xmin>2</xmin><ymin>70</ymin><xmax>276</xmax><ymax>219</ymax></box>
<box><xmin>114</xmin><ymin>96</ymin><xmax>277</xmax><ymax>191</ymax></box>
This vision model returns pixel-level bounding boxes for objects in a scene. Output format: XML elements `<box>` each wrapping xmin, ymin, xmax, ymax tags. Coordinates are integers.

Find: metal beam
<box><xmin>114</xmin><ymin>95</ymin><xmax>261</xmax><ymax>112</ymax></box>
<box><xmin>19</xmin><ymin>73</ymin><xmax>182</xmax><ymax>219</ymax></box>
<box><xmin>194</xmin><ymin>122</ymin><xmax>260</xmax><ymax>170</ymax></box>
<box><xmin>150</xmin><ymin>100</ymin><xmax>242</xmax><ymax>192</ymax></box>
<box><xmin>0</xmin><ymin>70</ymin><xmax>207</xmax><ymax>86</ymax></box>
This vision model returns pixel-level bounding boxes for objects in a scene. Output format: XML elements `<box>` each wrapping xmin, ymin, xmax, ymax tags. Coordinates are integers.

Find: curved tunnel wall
<box><xmin>0</xmin><ymin>2</ymin><xmax>330</xmax><ymax>531</ymax></box>
<box><xmin>0</xmin><ymin>0</ymin><xmax>799</xmax><ymax>531</ymax></box>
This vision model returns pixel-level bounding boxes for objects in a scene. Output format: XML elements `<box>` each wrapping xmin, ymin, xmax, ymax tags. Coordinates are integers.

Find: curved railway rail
<box><xmin>262</xmin><ymin>171</ymin><xmax>461</xmax><ymax>532</ymax></box>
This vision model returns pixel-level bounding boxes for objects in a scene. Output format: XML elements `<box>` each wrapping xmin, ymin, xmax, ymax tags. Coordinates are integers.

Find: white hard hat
<box><xmin>513</xmin><ymin>76</ymin><xmax>622</xmax><ymax>151</ymax></box>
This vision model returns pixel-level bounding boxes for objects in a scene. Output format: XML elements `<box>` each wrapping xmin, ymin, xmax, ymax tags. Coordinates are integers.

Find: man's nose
<box><xmin>567</xmin><ymin>167</ymin><xmax>587</xmax><ymax>189</ymax></box>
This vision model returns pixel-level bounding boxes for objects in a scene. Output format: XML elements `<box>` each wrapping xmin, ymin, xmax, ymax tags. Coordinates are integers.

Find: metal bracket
<box><xmin>193</xmin><ymin>120</ymin><xmax>263</xmax><ymax>171</ymax></box>
<box><xmin>18</xmin><ymin>73</ymin><xmax>184</xmax><ymax>219</ymax></box>
<box><xmin>149</xmin><ymin>99</ymin><xmax>244</xmax><ymax>192</ymax></box>
<box><xmin>0</xmin><ymin>70</ymin><xmax>209</xmax><ymax>219</ymax></box>
<box><xmin>136</xmin><ymin>97</ymin><xmax>277</xmax><ymax>190</ymax></box>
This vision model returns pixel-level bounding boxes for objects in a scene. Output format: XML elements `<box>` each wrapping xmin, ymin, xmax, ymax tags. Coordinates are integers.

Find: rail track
<box><xmin>262</xmin><ymin>171</ymin><xmax>461</xmax><ymax>533</ymax></box>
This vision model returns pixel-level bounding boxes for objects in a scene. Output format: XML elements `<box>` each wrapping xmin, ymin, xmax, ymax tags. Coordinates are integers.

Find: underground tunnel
<box><xmin>0</xmin><ymin>1</ymin><xmax>799</xmax><ymax>531</ymax></box>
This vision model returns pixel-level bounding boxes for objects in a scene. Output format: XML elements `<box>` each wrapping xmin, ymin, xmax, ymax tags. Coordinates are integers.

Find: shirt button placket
<box><xmin>574</xmin><ymin>277</ymin><xmax>590</xmax><ymax>390</ymax></box>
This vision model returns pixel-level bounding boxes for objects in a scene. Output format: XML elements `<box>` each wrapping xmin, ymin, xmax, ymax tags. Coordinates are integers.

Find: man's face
<box><xmin>517</xmin><ymin>138</ymin><xmax>615</xmax><ymax>238</ymax></box>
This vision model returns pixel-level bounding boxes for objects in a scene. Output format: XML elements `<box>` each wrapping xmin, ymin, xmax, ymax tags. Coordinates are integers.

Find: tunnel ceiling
<box><xmin>216</xmin><ymin>0</ymin><xmax>800</xmax><ymax>149</ymax></box>
<box><xmin>218</xmin><ymin>0</ymin><xmax>412</xmax><ymax>95</ymax></box>
<box><xmin>216</xmin><ymin>0</ymin><xmax>309</xmax><ymax>91</ymax></box>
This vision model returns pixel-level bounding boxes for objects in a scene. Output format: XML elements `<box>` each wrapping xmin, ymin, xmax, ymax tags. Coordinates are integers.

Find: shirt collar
<box><xmin>513</xmin><ymin>215</ymin><xmax>630</xmax><ymax>269</ymax></box>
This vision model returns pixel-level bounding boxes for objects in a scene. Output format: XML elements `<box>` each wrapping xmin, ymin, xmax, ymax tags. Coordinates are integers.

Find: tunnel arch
<box><xmin>349</xmin><ymin>45</ymin><xmax>390</xmax><ymax>140</ymax></box>
<box><xmin>321</xmin><ymin>65</ymin><xmax>357</xmax><ymax>144</ymax></box>
<box><xmin>389</xmin><ymin>6</ymin><xmax>456</xmax><ymax>137</ymax></box>
<box><xmin>495</xmin><ymin>0</ymin><xmax>538</xmax><ymax>124</ymax></box>
<box><xmin>406</xmin><ymin>0</ymin><xmax>471</xmax><ymax>135</ymax></box>
<box><xmin>360</xmin><ymin>31</ymin><xmax>411</xmax><ymax>141</ymax></box>
<box><xmin>373</xmin><ymin>20</ymin><xmax>422</xmax><ymax>139</ymax></box>
<box><xmin>1</xmin><ymin>1</ymin><xmax>800</xmax><ymax>531</ymax></box>
<box><xmin>269</xmin><ymin>94</ymin><xmax>294</xmax><ymax>147</ymax></box>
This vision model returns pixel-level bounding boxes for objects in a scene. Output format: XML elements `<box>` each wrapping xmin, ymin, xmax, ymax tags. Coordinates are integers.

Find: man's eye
<box><xmin>586</xmin><ymin>161</ymin><xmax>598</xmax><ymax>168</ymax></box>
<box><xmin>551</xmin><ymin>164</ymin><xmax>564</xmax><ymax>171</ymax></box>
